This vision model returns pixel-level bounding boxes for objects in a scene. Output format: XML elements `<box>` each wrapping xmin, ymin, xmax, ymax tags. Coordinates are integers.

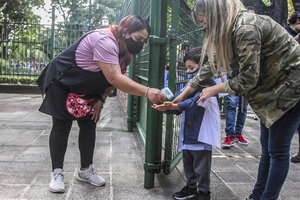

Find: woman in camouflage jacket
<box><xmin>174</xmin><ymin>0</ymin><xmax>300</xmax><ymax>199</ymax></box>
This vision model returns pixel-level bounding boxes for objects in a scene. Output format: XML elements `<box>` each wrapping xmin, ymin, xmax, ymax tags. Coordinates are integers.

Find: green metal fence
<box><xmin>0</xmin><ymin>7</ymin><xmax>88</xmax><ymax>80</ymax></box>
<box><xmin>0</xmin><ymin>22</ymin><xmax>52</xmax><ymax>77</ymax></box>
<box><xmin>122</xmin><ymin>0</ymin><xmax>168</xmax><ymax>189</ymax></box>
<box><xmin>164</xmin><ymin>0</ymin><xmax>204</xmax><ymax>175</ymax></box>
<box><xmin>121</xmin><ymin>0</ymin><xmax>204</xmax><ymax>188</ymax></box>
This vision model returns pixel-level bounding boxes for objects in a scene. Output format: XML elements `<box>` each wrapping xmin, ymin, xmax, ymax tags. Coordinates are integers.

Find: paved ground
<box><xmin>0</xmin><ymin>93</ymin><xmax>299</xmax><ymax>200</ymax></box>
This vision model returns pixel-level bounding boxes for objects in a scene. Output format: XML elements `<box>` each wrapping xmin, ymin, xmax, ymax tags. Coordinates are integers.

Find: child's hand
<box><xmin>152</xmin><ymin>101</ymin><xmax>174</xmax><ymax>111</ymax></box>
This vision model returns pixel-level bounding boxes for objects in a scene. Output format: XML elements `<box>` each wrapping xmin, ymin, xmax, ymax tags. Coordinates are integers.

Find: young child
<box><xmin>153</xmin><ymin>47</ymin><xmax>220</xmax><ymax>200</ymax></box>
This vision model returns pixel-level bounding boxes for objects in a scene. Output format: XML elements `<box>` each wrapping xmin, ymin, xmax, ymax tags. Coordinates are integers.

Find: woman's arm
<box><xmin>174</xmin><ymin>64</ymin><xmax>214</xmax><ymax>103</ymax></box>
<box><xmin>188</xmin><ymin>64</ymin><xmax>214</xmax><ymax>92</ymax></box>
<box><xmin>173</xmin><ymin>86</ymin><xmax>197</xmax><ymax>103</ymax></box>
<box><xmin>224</xmin><ymin>24</ymin><xmax>262</xmax><ymax>96</ymax></box>
<box><xmin>97</xmin><ymin>61</ymin><xmax>166</xmax><ymax>104</ymax></box>
<box><xmin>198</xmin><ymin>83</ymin><xmax>225</xmax><ymax>103</ymax></box>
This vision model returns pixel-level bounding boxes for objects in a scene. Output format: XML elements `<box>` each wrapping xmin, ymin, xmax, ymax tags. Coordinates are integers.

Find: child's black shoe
<box><xmin>172</xmin><ymin>186</ymin><xmax>197</xmax><ymax>200</ymax></box>
<box><xmin>291</xmin><ymin>154</ymin><xmax>300</xmax><ymax>163</ymax></box>
<box><xmin>197</xmin><ymin>191</ymin><xmax>211</xmax><ymax>200</ymax></box>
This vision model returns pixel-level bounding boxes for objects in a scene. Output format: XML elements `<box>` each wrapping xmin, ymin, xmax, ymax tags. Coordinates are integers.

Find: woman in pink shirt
<box><xmin>37</xmin><ymin>15</ymin><xmax>166</xmax><ymax>193</ymax></box>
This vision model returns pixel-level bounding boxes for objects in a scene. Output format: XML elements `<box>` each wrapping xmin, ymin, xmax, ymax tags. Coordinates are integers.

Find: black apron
<box><xmin>37</xmin><ymin>31</ymin><xmax>112</xmax><ymax>120</ymax></box>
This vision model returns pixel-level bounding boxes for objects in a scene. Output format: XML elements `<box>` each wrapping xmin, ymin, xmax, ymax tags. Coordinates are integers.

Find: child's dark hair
<box><xmin>288</xmin><ymin>11</ymin><xmax>300</xmax><ymax>25</ymax></box>
<box><xmin>246</xmin><ymin>6</ymin><xmax>256</xmax><ymax>13</ymax></box>
<box><xmin>183</xmin><ymin>47</ymin><xmax>208</xmax><ymax>64</ymax></box>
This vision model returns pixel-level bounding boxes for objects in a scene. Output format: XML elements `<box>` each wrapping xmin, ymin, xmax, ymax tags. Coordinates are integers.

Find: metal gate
<box><xmin>120</xmin><ymin>0</ymin><xmax>204</xmax><ymax>188</ymax></box>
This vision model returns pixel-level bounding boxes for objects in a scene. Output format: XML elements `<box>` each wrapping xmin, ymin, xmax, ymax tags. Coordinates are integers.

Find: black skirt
<box><xmin>39</xmin><ymin>81</ymin><xmax>93</xmax><ymax>121</ymax></box>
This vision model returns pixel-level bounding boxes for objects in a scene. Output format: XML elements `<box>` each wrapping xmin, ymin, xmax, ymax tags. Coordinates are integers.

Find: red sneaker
<box><xmin>222</xmin><ymin>136</ymin><xmax>234</xmax><ymax>149</ymax></box>
<box><xmin>235</xmin><ymin>133</ymin><xmax>248</xmax><ymax>145</ymax></box>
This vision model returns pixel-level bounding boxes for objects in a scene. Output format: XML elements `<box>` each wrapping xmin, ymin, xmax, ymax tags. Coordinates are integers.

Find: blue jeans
<box><xmin>225</xmin><ymin>95</ymin><xmax>248</xmax><ymax>137</ymax></box>
<box><xmin>251</xmin><ymin>100</ymin><xmax>300</xmax><ymax>200</ymax></box>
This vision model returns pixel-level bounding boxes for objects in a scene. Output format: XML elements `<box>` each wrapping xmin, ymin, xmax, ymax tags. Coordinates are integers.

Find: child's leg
<box><xmin>193</xmin><ymin>150</ymin><xmax>212</xmax><ymax>194</ymax></box>
<box><xmin>182</xmin><ymin>150</ymin><xmax>198</xmax><ymax>189</ymax></box>
<box><xmin>172</xmin><ymin>150</ymin><xmax>198</xmax><ymax>199</ymax></box>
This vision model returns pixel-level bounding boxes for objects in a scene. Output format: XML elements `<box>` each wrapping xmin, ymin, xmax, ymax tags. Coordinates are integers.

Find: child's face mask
<box><xmin>186</xmin><ymin>69</ymin><xmax>199</xmax><ymax>79</ymax></box>
<box><xmin>185</xmin><ymin>60</ymin><xmax>199</xmax><ymax>79</ymax></box>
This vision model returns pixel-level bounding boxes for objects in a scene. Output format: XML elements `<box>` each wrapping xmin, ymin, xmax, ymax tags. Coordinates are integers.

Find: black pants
<box><xmin>49</xmin><ymin>117</ymin><xmax>96</xmax><ymax>170</ymax></box>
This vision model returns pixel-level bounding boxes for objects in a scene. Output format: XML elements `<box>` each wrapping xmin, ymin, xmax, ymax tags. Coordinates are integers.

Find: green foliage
<box><xmin>0</xmin><ymin>0</ymin><xmax>44</xmax><ymax>23</ymax></box>
<box><xmin>51</xmin><ymin>0</ymin><xmax>125</xmax><ymax>27</ymax></box>
<box><xmin>288</xmin><ymin>0</ymin><xmax>295</xmax><ymax>16</ymax></box>
<box><xmin>0</xmin><ymin>75</ymin><xmax>37</xmax><ymax>85</ymax></box>
<box><xmin>94</xmin><ymin>0</ymin><xmax>125</xmax><ymax>25</ymax></box>
<box><xmin>1</xmin><ymin>0</ymin><xmax>49</xmax><ymax>62</ymax></box>
<box><xmin>261</xmin><ymin>0</ymin><xmax>273</xmax><ymax>7</ymax></box>
<box><xmin>52</xmin><ymin>0</ymin><xmax>89</xmax><ymax>24</ymax></box>
<box><xmin>0</xmin><ymin>58</ymin><xmax>6</xmax><ymax>69</ymax></box>
<box><xmin>185</xmin><ymin>0</ymin><xmax>195</xmax><ymax>8</ymax></box>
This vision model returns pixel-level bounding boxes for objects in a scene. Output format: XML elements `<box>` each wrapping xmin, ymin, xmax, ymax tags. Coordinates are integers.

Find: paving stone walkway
<box><xmin>0</xmin><ymin>93</ymin><xmax>299</xmax><ymax>200</ymax></box>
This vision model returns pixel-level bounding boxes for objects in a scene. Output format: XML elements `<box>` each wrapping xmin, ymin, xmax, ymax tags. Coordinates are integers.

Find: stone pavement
<box><xmin>0</xmin><ymin>93</ymin><xmax>299</xmax><ymax>200</ymax></box>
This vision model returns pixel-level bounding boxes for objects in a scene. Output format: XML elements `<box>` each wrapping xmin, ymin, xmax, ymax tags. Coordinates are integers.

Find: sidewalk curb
<box><xmin>0</xmin><ymin>84</ymin><xmax>40</xmax><ymax>94</ymax></box>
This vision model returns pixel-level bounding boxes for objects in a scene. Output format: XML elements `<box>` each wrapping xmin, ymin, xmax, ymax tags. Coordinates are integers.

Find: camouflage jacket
<box><xmin>189</xmin><ymin>10</ymin><xmax>300</xmax><ymax>128</ymax></box>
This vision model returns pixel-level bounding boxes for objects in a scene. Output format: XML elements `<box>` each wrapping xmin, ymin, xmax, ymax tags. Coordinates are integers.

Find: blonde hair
<box><xmin>192</xmin><ymin>0</ymin><xmax>244</xmax><ymax>73</ymax></box>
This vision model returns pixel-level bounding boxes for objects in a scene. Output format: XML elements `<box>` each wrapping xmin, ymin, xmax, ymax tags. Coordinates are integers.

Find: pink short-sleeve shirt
<box><xmin>75</xmin><ymin>30</ymin><xmax>119</xmax><ymax>72</ymax></box>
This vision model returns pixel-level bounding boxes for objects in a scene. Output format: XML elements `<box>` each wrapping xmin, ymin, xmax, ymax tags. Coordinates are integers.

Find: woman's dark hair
<box><xmin>288</xmin><ymin>11</ymin><xmax>300</xmax><ymax>25</ymax></box>
<box><xmin>183</xmin><ymin>47</ymin><xmax>208</xmax><ymax>64</ymax></box>
<box><xmin>119</xmin><ymin>15</ymin><xmax>151</xmax><ymax>35</ymax></box>
<box><xmin>111</xmin><ymin>15</ymin><xmax>151</xmax><ymax>49</ymax></box>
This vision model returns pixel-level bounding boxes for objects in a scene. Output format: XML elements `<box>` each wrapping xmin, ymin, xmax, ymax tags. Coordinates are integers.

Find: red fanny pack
<box><xmin>66</xmin><ymin>92</ymin><xmax>95</xmax><ymax>118</ymax></box>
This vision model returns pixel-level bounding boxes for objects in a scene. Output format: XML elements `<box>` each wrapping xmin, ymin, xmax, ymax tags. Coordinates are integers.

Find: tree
<box><xmin>0</xmin><ymin>0</ymin><xmax>44</xmax><ymax>59</ymax></box>
<box><xmin>92</xmin><ymin>0</ymin><xmax>125</xmax><ymax>26</ymax></box>
<box><xmin>288</xmin><ymin>0</ymin><xmax>296</xmax><ymax>16</ymax></box>
<box><xmin>51</xmin><ymin>0</ymin><xmax>124</xmax><ymax>27</ymax></box>
<box><xmin>0</xmin><ymin>0</ymin><xmax>44</xmax><ymax>23</ymax></box>
<box><xmin>51</xmin><ymin>0</ymin><xmax>88</xmax><ymax>24</ymax></box>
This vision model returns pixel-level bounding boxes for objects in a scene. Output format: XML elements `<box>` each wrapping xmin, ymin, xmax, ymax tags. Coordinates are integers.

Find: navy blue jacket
<box><xmin>166</xmin><ymin>70</ymin><xmax>216</xmax><ymax>144</ymax></box>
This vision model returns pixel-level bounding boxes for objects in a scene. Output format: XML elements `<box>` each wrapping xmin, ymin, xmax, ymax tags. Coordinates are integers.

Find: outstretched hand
<box><xmin>147</xmin><ymin>88</ymin><xmax>167</xmax><ymax>104</ymax></box>
<box><xmin>152</xmin><ymin>102</ymin><xmax>174</xmax><ymax>111</ymax></box>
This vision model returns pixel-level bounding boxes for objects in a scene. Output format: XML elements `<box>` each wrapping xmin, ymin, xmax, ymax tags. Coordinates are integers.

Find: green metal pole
<box><xmin>50</xmin><ymin>6</ymin><xmax>55</xmax><ymax>60</ymax></box>
<box><xmin>163</xmin><ymin>0</ymin><xmax>180</xmax><ymax>175</ymax></box>
<box><xmin>127</xmin><ymin>59</ymin><xmax>135</xmax><ymax>132</ymax></box>
<box><xmin>126</xmin><ymin>0</ymin><xmax>139</xmax><ymax>132</ymax></box>
<box><xmin>156</xmin><ymin>0</ymin><xmax>168</xmax><ymax>172</ymax></box>
<box><xmin>144</xmin><ymin>0</ymin><xmax>165</xmax><ymax>189</ymax></box>
<box><xmin>88</xmin><ymin>0</ymin><xmax>91</xmax><ymax>31</ymax></box>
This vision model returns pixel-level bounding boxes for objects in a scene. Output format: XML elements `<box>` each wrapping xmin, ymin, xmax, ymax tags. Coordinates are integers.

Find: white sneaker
<box><xmin>76</xmin><ymin>165</ymin><xmax>105</xmax><ymax>186</ymax></box>
<box><xmin>49</xmin><ymin>168</ymin><xmax>65</xmax><ymax>193</ymax></box>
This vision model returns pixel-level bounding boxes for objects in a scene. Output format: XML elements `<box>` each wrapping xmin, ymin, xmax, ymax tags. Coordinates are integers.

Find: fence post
<box><xmin>163</xmin><ymin>0</ymin><xmax>180</xmax><ymax>174</ymax></box>
<box><xmin>127</xmin><ymin>0</ymin><xmax>140</xmax><ymax>131</ymax></box>
<box><xmin>88</xmin><ymin>0</ymin><xmax>92</xmax><ymax>31</ymax></box>
<box><xmin>50</xmin><ymin>6</ymin><xmax>55</xmax><ymax>60</ymax></box>
<box><xmin>144</xmin><ymin>0</ymin><xmax>167</xmax><ymax>189</ymax></box>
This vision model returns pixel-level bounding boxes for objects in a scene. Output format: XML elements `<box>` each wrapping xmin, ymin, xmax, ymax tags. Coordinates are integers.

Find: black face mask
<box><xmin>125</xmin><ymin>37</ymin><xmax>144</xmax><ymax>55</ymax></box>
